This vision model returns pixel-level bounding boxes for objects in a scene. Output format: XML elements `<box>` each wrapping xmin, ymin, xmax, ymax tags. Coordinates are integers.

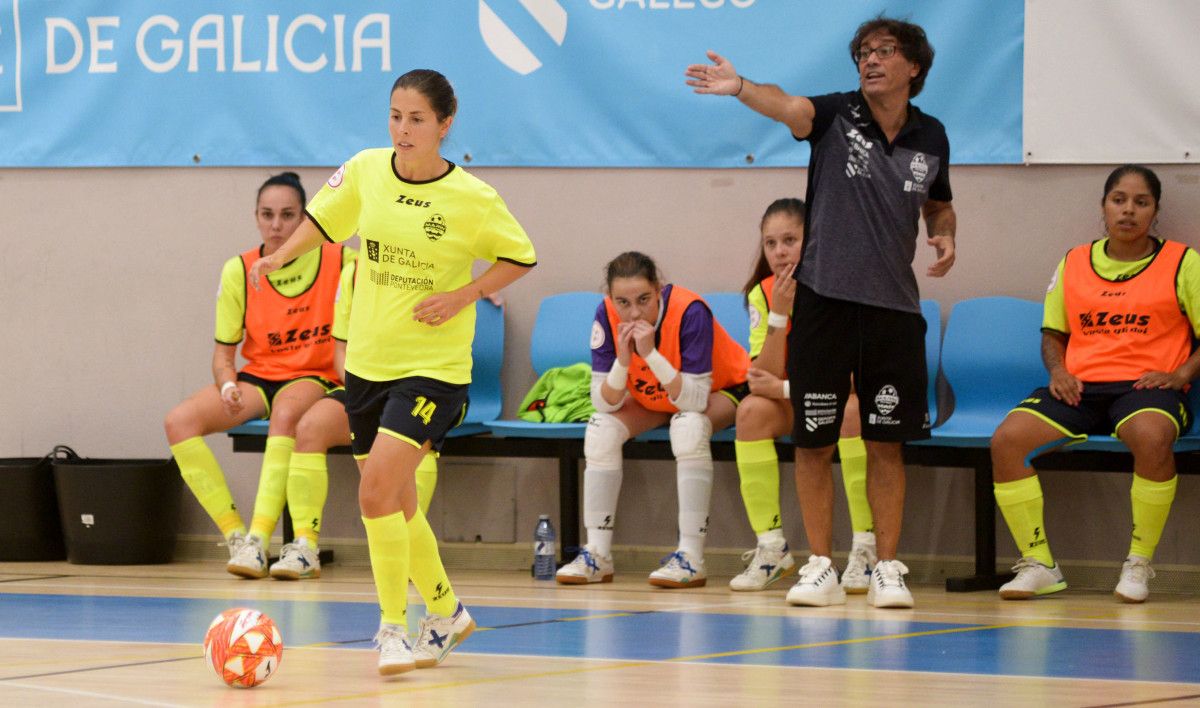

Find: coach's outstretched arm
<box><xmin>685</xmin><ymin>50</ymin><xmax>816</xmax><ymax>139</ymax></box>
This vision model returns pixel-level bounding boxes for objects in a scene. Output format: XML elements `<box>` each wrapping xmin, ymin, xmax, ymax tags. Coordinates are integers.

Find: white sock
<box><xmin>853</xmin><ymin>531</ymin><xmax>876</xmax><ymax>547</ymax></box>
<box><xmin>676</xmin><ymin>457</ymin><xmax>713</xmax><ymax>559</ymax></box>
<box><xmin>757</xmin><ymin>529</ymin><xmax>786</xmax><ymax>547</ymax></box>
<box><xmin>583</xmin><ymin>465</ymin><xmax>622</xmax><ymax>558</ymax></box>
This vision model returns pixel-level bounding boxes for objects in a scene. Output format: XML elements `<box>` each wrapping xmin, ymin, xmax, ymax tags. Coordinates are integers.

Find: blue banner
<box><xmin>0</xmin><ymin>1</ymin><xmax>1022</xmax><ymax>167</ymax></box>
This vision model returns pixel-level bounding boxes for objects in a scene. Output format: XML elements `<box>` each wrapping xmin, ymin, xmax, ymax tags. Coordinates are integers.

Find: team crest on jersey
<box><xmin>748</xmin><ymin>305</ymin><xmax>761</xmax><ymax>331</ymax></box>
<box><xmin>327</xmin><ymin>164</ymin><xmax>345</xmax><ymax>188</ymax></box>
<box><xmin>365</xmin><ymin>239</ymin><xmax>380</xmax><ymax>262</ymax></box>
<box><xmin>424</xmin><ymin>214</ymin><xmax>447</xmax><ymax>241</ymax></box>
<box><xmin>590</xmin><ymin>320</ymin><xmax>605</xmax><ymax>350</ymax></box>
<box><xmin>909</xmin><ymin>153</ymin><xmax>928</xmax><ymax>183</ymax></box>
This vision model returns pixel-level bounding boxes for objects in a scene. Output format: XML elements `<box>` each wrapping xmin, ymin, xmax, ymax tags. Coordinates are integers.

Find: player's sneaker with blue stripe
<box><xmin>840</xmin><ymin>536</ymin><xmax>877</xmax><ymax>594</ymax></box>
<box><xmin>413</xmin><ymin>602</ymin><xmax>476</xmax><ymax>668</ymax></box>
<box><xmin>648</xmin><ymin>550</ymin><xmax>706</xmax><ymax>588</ymax></box>
<box><xmin>556</xmin><ymin>545</ymin><xmax>614</xmax><ymax>584</ymax></box>
<box><xmin>374</xmin><ymin>623</ymin><xmax>416</xmax><ymax>675</ymax></box>
<box><xmin>999</xmin><ymin>557</ymin><xmax>1067</xmax><ymax>600</ymax></box>
<box><xmin>226</xmin><ymin>534</ymin><xmax>268</xmax><ymax>579</ymax></box>
<box><xmin>729</xmin><ymin>540</ymin><xmax>796</xmax><ymax>591</ymax></box>
<box><xmin>269</xmin><ymin>541</ymin><xmax>321</xmax><ymax>580</ymax></box>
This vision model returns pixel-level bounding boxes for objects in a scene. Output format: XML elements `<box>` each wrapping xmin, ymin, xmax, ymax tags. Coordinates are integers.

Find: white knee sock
<box><xmin>676</xmin><ymin>458</ymin><xmax>713</xmax><ymax>558</ymax></box>
<box><xmin>583</xmin><ymin>466</ymin><xmax>622</xmax><ymax>557</ymax></box>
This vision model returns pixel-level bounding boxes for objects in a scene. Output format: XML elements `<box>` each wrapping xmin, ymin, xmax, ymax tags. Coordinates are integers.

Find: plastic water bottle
<box><xmin>533</xmin><ymin>515</ymin><xmax>557</xmax><ymax>580</ymax></box>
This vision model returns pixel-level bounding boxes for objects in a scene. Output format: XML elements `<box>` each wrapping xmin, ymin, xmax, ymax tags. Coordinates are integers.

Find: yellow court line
<box><xmin>280</xmin><ymin>621</ymin><xmax>1021</xmax><ymax>706</ymax></box>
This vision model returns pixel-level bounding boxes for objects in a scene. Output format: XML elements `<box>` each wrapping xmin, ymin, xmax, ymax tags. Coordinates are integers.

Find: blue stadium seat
<box><xmin>701</xmin><ymin>291</ymin><xmax>751</xmax><ymax>351</ymax></box>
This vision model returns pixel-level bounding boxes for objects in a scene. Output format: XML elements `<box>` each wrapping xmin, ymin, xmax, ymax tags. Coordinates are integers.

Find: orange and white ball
<box><xmin>203</xmin><ymin>608</ymin><xmax>283</xmax><ymax>688</ymax></box>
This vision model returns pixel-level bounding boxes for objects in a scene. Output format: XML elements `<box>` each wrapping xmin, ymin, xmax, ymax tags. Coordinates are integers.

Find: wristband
<box><xmin>605</xmin><ymin>362</ymin><xmax>629</xmax><ymax>390</ymax></box>
<box><xmin>781</xmin><ymin>380</ymin><xmax>790</xmax><ymax>400</ymax></box>
<box><xmin>220</xmin><ymin>381</ymin><xmax>237</xmax><ymax>396</ymax></box>
<box><xmin>734</xmin><ymin>75</ymin><xmax>745</xmax><ymax>97</ymax></box>
<box><xmin>767</xmin><ymin>312</ymin><xmax>788</xmax><ymax>329</ymax></box>
<box><xmin>644</xmin><ymin>349</ymin><xmax>678</xmax><ymax>384</ymax></box>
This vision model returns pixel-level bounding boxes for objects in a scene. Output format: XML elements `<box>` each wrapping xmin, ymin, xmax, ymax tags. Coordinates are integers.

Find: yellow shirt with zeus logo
<box><xmin>306</xmin><ymin>148</ymin><xmax>536</xmax><ymax>383</ymax></box>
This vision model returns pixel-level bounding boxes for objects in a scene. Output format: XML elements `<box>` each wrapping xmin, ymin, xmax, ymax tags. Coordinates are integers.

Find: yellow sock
<box><xmin>407</xmin><ymin>509</ymin><xmax>457</xmax><ymax>616</ymax></box>
<box><xmin>416</xmin><ymin>453</ymin><xmax>438</xmax><ymax>516</ymax></box>
<box><xmin>1129</xmin><ymin>474</ymin><xmax>1177</xmax><ymax>560</ymax></box>
<box><xmin>248</xmin><ymin>436</ymin><xmax>295</xmax><ymax>542</ymax></box>
<box><xmin>837</xmin><ymin>436</ymin><xmax>873</xmax><ymax>534</ymax></box>
<box><xmin>287</xmin><ymin>452</ymin><xmax>328</xmax><ymax>547</ymax></box>
<box><xmin>171</xmin><ymin>436</ymin><xmax>243</xmax><ymax>537</ymax></box>
<box><xmin>734</xmin><ymin>439</ymin><xmax>782</xmax><ymax>534</ymax></box>
<box><xmin>994</xmin><ymin>476</ymin><xmax>1055</xmax><ymax>567</ymax></box>
<box><xmin>363</xmin><ymin>510</ymin><xmax>411</xmax><ymax>626</ymax></box>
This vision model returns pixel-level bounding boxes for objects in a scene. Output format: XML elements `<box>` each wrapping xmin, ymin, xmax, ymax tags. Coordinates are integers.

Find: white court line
<box><xmin>0</xmin><ymin>680</ymin><xmax>184</xmax><ymax>707</ymax></box>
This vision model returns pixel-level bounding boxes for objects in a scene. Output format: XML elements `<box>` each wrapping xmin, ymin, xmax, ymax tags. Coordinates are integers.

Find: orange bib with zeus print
<box><xmin>1063</xmin><ymin>239</ymin><xmax>1191</xmax><ymax>382</ymax></box>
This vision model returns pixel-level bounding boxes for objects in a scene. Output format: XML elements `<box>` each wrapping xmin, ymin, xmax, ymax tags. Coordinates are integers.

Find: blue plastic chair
<box><xmin>702</xmin><ymin>291</ymin><xmax>751</xmax><ymax>352</ymax></box>
<box><xmin>228</xmin><ymin>299</ymin><xmax>505</xmax><ymax>439</ymax></box>
<box><xmin>487</xmin><ymin>292</ymin><xmax>603</xmax><ymax>439</ymax></box>
<box><xmin>921</xmin><ymin>298</ymin><xmax>942</xmax><ymax>425</ymax></box>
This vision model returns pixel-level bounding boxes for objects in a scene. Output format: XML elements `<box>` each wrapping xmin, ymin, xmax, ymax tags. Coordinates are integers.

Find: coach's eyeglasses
<box><xmin>856</xmin><ymin>44</ymin><xmax>899</xmax><ymax>63</ymax></box>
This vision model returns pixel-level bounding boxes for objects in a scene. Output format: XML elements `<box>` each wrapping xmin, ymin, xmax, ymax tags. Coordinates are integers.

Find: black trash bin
<box><xmin>52</xmin><ymin>450</ymin><xmax>183</xmax><ymax>565</ymax></box>
<box><xmin>0</xmin><ymin>455</ymin><xmax>67</xmax><ymax>561</ymax></box>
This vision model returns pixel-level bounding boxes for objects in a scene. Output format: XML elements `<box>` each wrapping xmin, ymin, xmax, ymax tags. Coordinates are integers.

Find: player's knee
<box><xmin>163</xmin><ymin>404</ymin><xmax>197</xmax><ymax>443</ymax></box>
<box><xmin>735</xmin><ymin>395</ymin><xmax>776</xmax><ymax>437</ymax></box>
<box><xmin>670</xmin><ymin>411</ymin><xmax>713</xmax><ymax>461</ymax></box>
<box><xmin>294</xmin><ymin>410</ymin><xmax>327</xmax><ymax>448</ymax></box>
<box><xmin>1121</xmin><ymin>416</ymin><xmax>1176</xmax><ymax>457</ymax></box>
<box><xmin>584</xmin><ymin>413</ymin><xmax>630</xmax><ymax>468</ymax></box>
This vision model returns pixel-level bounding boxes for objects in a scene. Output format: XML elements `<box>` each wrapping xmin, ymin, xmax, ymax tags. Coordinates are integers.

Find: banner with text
<box><xmin>0</xmin><ymin>0</ymin><xmax>1022</xmax><ymax>167</ymax></box>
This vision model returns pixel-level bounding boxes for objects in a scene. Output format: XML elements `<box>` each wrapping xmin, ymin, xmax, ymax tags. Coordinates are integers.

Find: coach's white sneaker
<box><xmin>999</xmin><ymin>557</ymin><xmax>1067</xmax><ymax>600</ymax></box>
<box><xmin>841</xmin><ymin>536</ymin><xmax>877</xmax><ymax>595</ymax></box>
<box><xmin>413</xmin><ymin>602</ymin><xmax>476</xmax><ymax>668</ymax></box>
<box><xmin>867</xmin><ymin>559</ymin><xmax>914</xmax><ymax>609</ymax></box>
<box><xmin>226</xmin><ymin>534</ymin><xmax>268</xmax><ymax>579</ymax></box>
<box><xmin>269</xmin><ymin>540</ymin><xmax>321</xmax><ymax>580</ymax></box>
<box><xmin>730</xmin><ymin>540</ymin><xmax>796</xmax><ymax>591</ymax></box>
<box><xmin>1114</xmin><ymin>556</ymin><xmax>1154</xmax><ymax>604</ymax></box>
<box><xmin>786</xmin><ymin>555</ymin><xmax>846</xmax><ymax>607</ymax></box>
<box><xmin>649</xmin><ymin>550</ymin><xmax>707</xmax><ymax>588</ymax></box>
<box><xmin>374</xmin><ymin>623</ymin><xmax>416</xmax><ymax>676</ymax></box>
<box><xmin>556</xmin><ymin>546</ymin><xmax>614</xmax><ymax>585</ymax></box>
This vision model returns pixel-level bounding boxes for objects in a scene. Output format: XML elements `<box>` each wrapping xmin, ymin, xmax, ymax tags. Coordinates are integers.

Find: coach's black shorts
<box><xmin>1011</xmin><ymin>381</ymin><xmax>1191</xmax><ymax>440</ymax></box>
<box><xmin>786</xmin><ymin>284</ymin><xmax>930</xmax><ymax>448</ymax></box>
<box><xmin>343</xmin><ymin>372</ymin><xmax>470</xmax><ymax>459</ymax></box>
<box><xmin>236</xmin><ymin>371</ymin><xmax>339</xmax><ymax>418</ymax></box>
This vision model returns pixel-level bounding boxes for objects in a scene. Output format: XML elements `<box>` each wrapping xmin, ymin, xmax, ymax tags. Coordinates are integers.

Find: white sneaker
<box><xmin>867</xmin><ymin>559</ymin><xmax>914</xmax><ymax>608</ymax></box>
<box><xmin>786</xmin><ymin>555</ymin><xmax>846</xmax><ymax>606</ymax></box>
<box><xmin>555</xmin><ymin>546</ymin><xmax>614</xmax><ymax>585</ymax></box>
<box><xmin>998</xmin><ymin>557</ymin><xmax>1067</xmax><ymax>600</ymax></box>
<box><xmin>841</xmin><ymin>540</ymin><xmax>877</xmax><ymax>594</ymax></box>
<box><xmin>1114</xmin><ymin>556</ymin><xmax>1155</xmax><ymax>604</ymax></box>
<box><xmin>729</xmin><ymin>541</ymin><xmax>796</xmax><ymax>591</ymax></box>
<box><xmin>413</xmin><ymin>602</ymin><xmax>476</xmax><ymax>668</ymax></box>
<box><xmin>224</xmin><ymin>531</ymin><xmax>246</xmax><ymax>561</ymax></box>
<box><xmin>374</xmin><ymin>623</ymin><xmax>416</xmax><ymax>676</ymax></box>
<box><xmin>269</xmin><ymin>541</ymin><xmax>321</xmax><ymax>580</ymax></box>
<box><xmin>648</xmin><ymin>550</ymin><xmax>707</xmax><ymax>588</ymax></box>
<box><xmin>226</xmin><ymin>534</ymin><xmax>268</xmax><ymax>579</ymax></box>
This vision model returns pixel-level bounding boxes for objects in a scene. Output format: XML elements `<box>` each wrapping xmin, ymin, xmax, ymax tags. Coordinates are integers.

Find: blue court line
<box><xmin>1</xmin><ymin>593</ymin><xmax>1197</xmax><ymax>684</ymax></box>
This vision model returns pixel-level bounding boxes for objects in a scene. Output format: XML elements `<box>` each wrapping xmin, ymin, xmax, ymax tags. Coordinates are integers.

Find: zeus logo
<box><xmin>479</xmin><ymin>0</ymin><xmax>567</xmax><ymax>75</ymax></box>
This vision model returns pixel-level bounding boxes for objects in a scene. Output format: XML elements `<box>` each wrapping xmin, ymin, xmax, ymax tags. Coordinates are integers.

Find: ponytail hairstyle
<box><xmin>257</xmin><ymin>171</ymin><xmax>306</xmax><ymax>207</ymax></box>
<box><xmin>392</xmin><ymin>69</ymin><xmax>458</xmax><ymax>122</ymax></box>
<box><xmin>741</xmin><ymin>198</ymin><xmax>806</xmax><ymax>298</ymax></box>
<box><xmin>604</xmin><ymin>251</ymin><xmax>662</xmax><ymax>291</ymax></box>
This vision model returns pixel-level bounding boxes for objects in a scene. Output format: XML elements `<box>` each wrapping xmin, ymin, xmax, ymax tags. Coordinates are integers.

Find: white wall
<box><xmin>2</xmin><ymin>163</ymin><xmax>1198</xmax><ymax>563</ymax></box>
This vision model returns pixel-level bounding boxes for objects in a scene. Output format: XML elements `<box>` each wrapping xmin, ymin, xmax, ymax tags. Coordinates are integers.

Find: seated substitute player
<box><xmin>731</xmin><ymin>198</ymin><xmax>878</xmax><ymax>600</ymax></box>
<box><xmin>991</xmin><ymin>164</ymin><xmax>1200</xmax><ymax>604</ymax></box>
<box><xmin>557</xmin><ymin>251</ymin><xmax>750</xmax><ymax>589</ymax></box>
<box><xmin>163</xmin><ymin>172</ymin><xmax>354</xmax><ymax>578</ymax></box>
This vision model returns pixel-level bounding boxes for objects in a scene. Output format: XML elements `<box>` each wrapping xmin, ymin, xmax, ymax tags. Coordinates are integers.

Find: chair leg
<box><xmin>946</xmin><ymin>454</ymin><xmax>1015</xmax><ymax>592</ymax></box>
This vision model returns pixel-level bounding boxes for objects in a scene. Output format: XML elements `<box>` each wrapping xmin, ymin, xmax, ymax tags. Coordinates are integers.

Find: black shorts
<box><xmin>1012</xmin><ymin>381</ymin><xmax>1191</xmax><ymax>440</ymax></box>
<box><xmin>717</xmin><ymin>381</ymin><xmax>752</xmax><ymax>406</ymax></box>
<box><xmin>236</xmin><ymin>372</ymin><xmax>339</xmax><ymax>418</ymax></box>
<box><xmin>786</xmin><ymin>284</ymin><xmax>930</xmax><ymax>447</ymax></box>
<box><xmin>343</xmin><ymin>372</ymin><xmax>470</xmax><ymax>459</ymax></box>
<box><xmin>325</xmin><ymin>387</ymin><xmax>347</xmax><ymax>405</ymax></box>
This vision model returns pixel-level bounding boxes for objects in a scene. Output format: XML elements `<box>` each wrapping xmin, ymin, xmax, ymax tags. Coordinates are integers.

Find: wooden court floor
<box><xmin>1</xmin><ymin>560</ymin><xmax>1198</xmax><ymax>707</ymax></box>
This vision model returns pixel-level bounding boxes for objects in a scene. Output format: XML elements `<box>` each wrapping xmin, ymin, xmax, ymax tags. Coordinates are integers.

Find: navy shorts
<box><xmin>343</xmin><ymin>372</ymin><xmax>469</xmax><ymax>458</ymax></box>
<box><xmin>786</xmin><ymin>284</ymin><xmax>930</xmax><ymax>447</ymax></box>
<box><xmin>1012</xmin><ymin>381</ymin><xmax>1190</xmax><ymax>439</ymax></box>
<box><xmin>236</xmin><ymin>371</ymin><xmax>339</xmax><ymax>418</ymax></box>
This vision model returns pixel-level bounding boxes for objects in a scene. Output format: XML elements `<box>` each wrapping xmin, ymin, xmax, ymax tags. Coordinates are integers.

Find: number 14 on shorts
<box><xmin>411</xmin><ymin>396</ymin><xmax>437</xmax><ymax>425</ymax></box>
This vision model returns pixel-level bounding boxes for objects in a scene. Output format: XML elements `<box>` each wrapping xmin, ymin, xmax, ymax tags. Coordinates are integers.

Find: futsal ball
<box><xmin>203</xmin><ymin>608</ymin><xmax>283</xmax><ymax>688</ymax></box>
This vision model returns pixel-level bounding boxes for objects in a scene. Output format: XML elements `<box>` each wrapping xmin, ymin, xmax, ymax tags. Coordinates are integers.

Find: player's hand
<box><xmin>926</xmin><ymin>235</ymin><xmax>956</xmax><ymax>277</ymax></box>
<box><xmin>747</xmin><ymin>367</ymin><xmax>786</xmax><ymax>399</ymax></box>
<box><xmin>1134</xmin><ymin>370</ymin><xmax>1187</xmax><ymax>390</ymax></box>
<box><xmin>220</xmin><ymin>384</ymin><xmax>244</xmax><ymax>416</ymax></box>
<box><xmin>247</xmin><ymin>254</ymin><xmax>281</xmax><ymax>291</ymax></box>
<box><xmin>413</xmin><ymin>290</ymin><xmax>470</xmax><ymax>327</ymax></box>
<box><xmin>485</xmin><ymin>292</ymin><xmax>505</xmax><ymax>307</ymax></box>
<box><xmin>770</xmin><ymin>262</ymin><xmax>797</xmax><ymax>318</ymax></box>
<box><xmin>615</xmin><ymin>322</ymin><xmax>635</xmax><ymax>367</ymax></box>
<box><xmin>685</xmin><ymin>50</ymin><xmax>741</xmax><ymax>95</ymax></box>
<box><xmin>631</xmin><ymin>320</ymin><xmax>657</xmax><ymax>358</ymax></box>
<box><xmin>1048</xmin><ymin>367</ymin><xmax>1083</xmax><ymax>406</ymax></box>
